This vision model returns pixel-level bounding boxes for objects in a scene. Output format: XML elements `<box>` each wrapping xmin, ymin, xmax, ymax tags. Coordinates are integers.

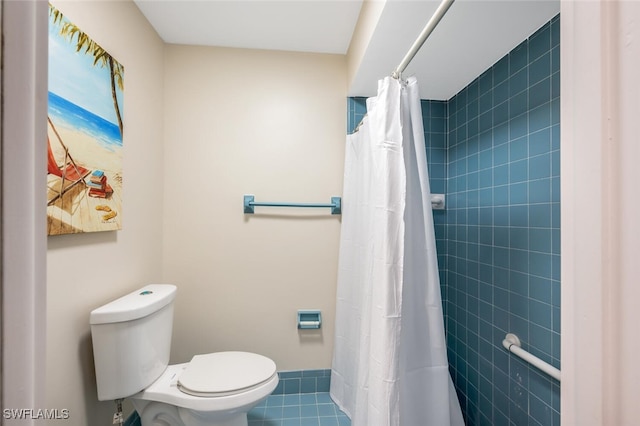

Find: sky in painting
<box><xmin>48</xmin><ymin>9</ymin><xmax>124</xmax><ymax>126</ymax></box>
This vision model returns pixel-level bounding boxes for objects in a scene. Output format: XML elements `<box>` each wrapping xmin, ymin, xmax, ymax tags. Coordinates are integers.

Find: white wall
<box><xmin>2</xmin><ymin>1</ymin><xmax>48</xmax><ymax>423</ymax></box>
<box><xmin>162</xmin><ymin>45</ymin><xmax>346</xmax><ymax>371</ymax></box>
<box><xmin>561</xmin><ymin>1</ymin><xmax>640</xmax><ymax>425</ymax></box>
<box><xmin>46</xmin><ymin>2</ymin><xmax>165</xmax><ymax>424</ymax></box>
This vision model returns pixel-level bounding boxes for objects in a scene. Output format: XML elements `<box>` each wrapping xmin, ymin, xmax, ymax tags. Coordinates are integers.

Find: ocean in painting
<box><xmin>48</xmin><ymin>91</ymin><xmax>122</xmax><ymax>151</ymax></box>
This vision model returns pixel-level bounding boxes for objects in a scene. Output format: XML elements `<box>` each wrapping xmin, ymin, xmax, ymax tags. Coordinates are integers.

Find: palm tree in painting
<box><xmin>49</xmin><ymin>5</ymin><xmax>124</xmax><ymax>138</ymax></box>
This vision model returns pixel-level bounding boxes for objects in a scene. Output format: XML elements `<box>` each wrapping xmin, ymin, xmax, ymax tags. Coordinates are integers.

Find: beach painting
<box><xmin>47</xmin><ymin>4</ymin><xmax>124</xmax><ymax>235</ymax></box>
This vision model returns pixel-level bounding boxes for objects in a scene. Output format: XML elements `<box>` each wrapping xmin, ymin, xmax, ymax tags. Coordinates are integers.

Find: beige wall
<box><xmin>45</xmin><ymin>2</ymin><xmax>346</xmax><ymax>424</ymax></box>
<box><xmin>347</xmin><ymin>0</ymin><xmax>385</xmax><ymax>93</ymax></box>
<box><xmin>46</xmin><ymin>1</ymin><xmax>165</xmax><ymax>424</ymax></box>
<box><xmin>162</xmin><ymin>45</ymin><xmax>346</xmax><ymax>371</ymax></box>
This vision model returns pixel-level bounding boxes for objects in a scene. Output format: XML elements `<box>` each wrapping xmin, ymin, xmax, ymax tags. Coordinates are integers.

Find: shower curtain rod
<box><xmin>392</xmin><ymin>0</ymin><xmax>455</xmax><ymax>79</ymax></box>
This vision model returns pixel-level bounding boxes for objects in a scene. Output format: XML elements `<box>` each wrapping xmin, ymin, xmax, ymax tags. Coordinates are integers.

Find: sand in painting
<box><xmin>47</xmin><ymin>121</ymin><xmax>123</xmax><ymax>235</ymax></box>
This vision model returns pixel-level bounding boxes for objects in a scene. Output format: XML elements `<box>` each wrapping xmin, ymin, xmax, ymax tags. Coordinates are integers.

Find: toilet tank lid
<box><xmin>90</xmin><ymin>284</ymin><xmax>177</xmax><ymax>325</ymax></box>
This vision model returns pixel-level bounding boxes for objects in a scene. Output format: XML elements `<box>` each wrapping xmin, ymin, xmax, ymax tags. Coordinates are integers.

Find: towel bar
<box><xmin>244</xmin><ymin>194</ymin><xmax>445</xmax><ymax>214</ymax></box>
<box><xmin>244</xmin><ymin>195</ymin><xmax>341</xmax><ymax>215</ymax></box>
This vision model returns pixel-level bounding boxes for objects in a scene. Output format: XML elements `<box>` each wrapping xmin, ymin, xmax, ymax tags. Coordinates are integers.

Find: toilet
<box><xmin>90</xmin><ymin>284</ymin><xmax>278</xmax><ymax>426</ymax></box>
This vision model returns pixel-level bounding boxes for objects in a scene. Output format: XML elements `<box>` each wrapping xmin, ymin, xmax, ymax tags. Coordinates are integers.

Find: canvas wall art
<box><xmin>47</xmin><ymin>4</ymin><xmax>124</xmax><ymax>235</ymax></box>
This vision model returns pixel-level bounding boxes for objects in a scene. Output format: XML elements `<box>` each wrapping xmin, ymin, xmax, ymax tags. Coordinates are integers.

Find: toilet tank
<box><xmin>90</xmin><ymin>284</ymin><xmax>176</xmax><ymax>401</ymax></box>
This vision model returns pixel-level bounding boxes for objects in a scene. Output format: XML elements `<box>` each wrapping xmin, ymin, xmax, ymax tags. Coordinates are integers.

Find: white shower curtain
<box><xmin>330</xmin><ymin>76</ymin><xmax>464</xmax><ymax>426</ymax></box>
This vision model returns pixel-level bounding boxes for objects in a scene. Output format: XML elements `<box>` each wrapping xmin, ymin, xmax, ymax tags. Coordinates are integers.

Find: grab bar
<box><xmin>244</xmin><ymin>195</ymin><xmax>342</xmax><ymax>215</ymax></box>
<box><xmin>502</xmin><ymin>333</ymin><xmax>561</xmax><ymax>382</ymax></box>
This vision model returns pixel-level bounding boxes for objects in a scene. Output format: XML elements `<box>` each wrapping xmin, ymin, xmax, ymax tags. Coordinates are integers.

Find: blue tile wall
<box><xmin>345</xmin><ymin>13</ymin><xmax>560</xmax><ymax>426</ymax></box>
<box><xmin>347</xmin><ymin>97</ymin><xmax>367</xmax><ymax>134</ymax></box>
<box><xmin>445</xmin><ymin>15</ymin><xmax>560</xmax><ymax>426</ymax></box>
<box><xmin>421</xmin><ymin>100</ymin><xmax>449</xmax><ymax>306</ymax></box>
<box><xmin>272</xmin><ymin>369</ymin><xmax>332</xmax><ymax>395</ymax></box>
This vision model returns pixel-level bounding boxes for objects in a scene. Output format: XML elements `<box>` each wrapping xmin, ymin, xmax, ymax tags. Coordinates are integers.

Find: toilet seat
<box><xmin>178</xmin><ymin>351</ymin><xmax>277</xmax><ymax>397</ymax></box>
<box><xmin>131</xmin><ymin>353</ymin><xmax>279</xmax><ymax>413</ymax></box>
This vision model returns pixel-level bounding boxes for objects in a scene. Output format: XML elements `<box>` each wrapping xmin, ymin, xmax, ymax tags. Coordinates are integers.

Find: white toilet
<box><xmin>90</xmin><ymin>284</ymin><xmax>278</xmax><ymax>426</ymax></box>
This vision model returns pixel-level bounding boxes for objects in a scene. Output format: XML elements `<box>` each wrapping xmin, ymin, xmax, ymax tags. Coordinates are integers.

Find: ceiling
<box><xmin>134</xmin><ymin>0</ymin><xmax>559</xmax><ymax>100</ymax></box>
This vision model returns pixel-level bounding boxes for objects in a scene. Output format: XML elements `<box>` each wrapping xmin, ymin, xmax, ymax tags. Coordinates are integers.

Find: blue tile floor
<box><xmin>248</xmin><ymin>392</ymin><xmax>351</xmax><ymax>426</ymax></box>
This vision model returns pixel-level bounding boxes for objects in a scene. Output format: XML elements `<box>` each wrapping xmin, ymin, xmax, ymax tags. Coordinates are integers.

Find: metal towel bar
<box><xmin>243</xmin><ymin>195</ymin><xmax>342</xmax><ymax>215</ymax></box>
<box><xmin>244</xmin><ymin>194</ymin><xmax>446</xmax><ymax>214</ymax></box>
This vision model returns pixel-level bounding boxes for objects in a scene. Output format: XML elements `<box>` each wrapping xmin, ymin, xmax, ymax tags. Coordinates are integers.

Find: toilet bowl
<box><xmin>131</xmin><ymin>352</ymin><xmax>278</xmax><ymax>426</ymax></box>
<box><xmin>89</xmin><ymin>284</ymin><xmax>278</xmax><ymax>426</ymax></box>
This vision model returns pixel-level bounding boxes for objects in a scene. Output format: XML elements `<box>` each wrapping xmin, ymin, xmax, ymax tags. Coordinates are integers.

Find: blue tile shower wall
<box><xmin>445</xmin><ymin>16</ymin><xmax>560</xmax><ymax>426</ymax></box>
<box><xmin>347</xmin><ymin>97</ymin><xmax>367</xmax><ymax>134</ymax></box>
<box><xmin>421</xmin><ymin>100</ymin><xmax>449</xmax><ymax>301</ymax></box>
<box><xmin>346</xmin><ymin>14</ymin><xmax>560</xmax><ymax>426</ymax></box>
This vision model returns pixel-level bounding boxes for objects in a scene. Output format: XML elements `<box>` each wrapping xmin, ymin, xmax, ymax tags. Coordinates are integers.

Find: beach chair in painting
<box><xmin>47</xmin><ymin>117</ymin><xmax>91</xmax><ymax>205</ymax></box>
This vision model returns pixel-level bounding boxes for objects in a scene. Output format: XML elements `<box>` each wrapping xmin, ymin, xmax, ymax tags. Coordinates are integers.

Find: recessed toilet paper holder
<box><xmin>297</xmin><ymin>310</ymin><xmax>322</xmax><ymax>329</ymax></box>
